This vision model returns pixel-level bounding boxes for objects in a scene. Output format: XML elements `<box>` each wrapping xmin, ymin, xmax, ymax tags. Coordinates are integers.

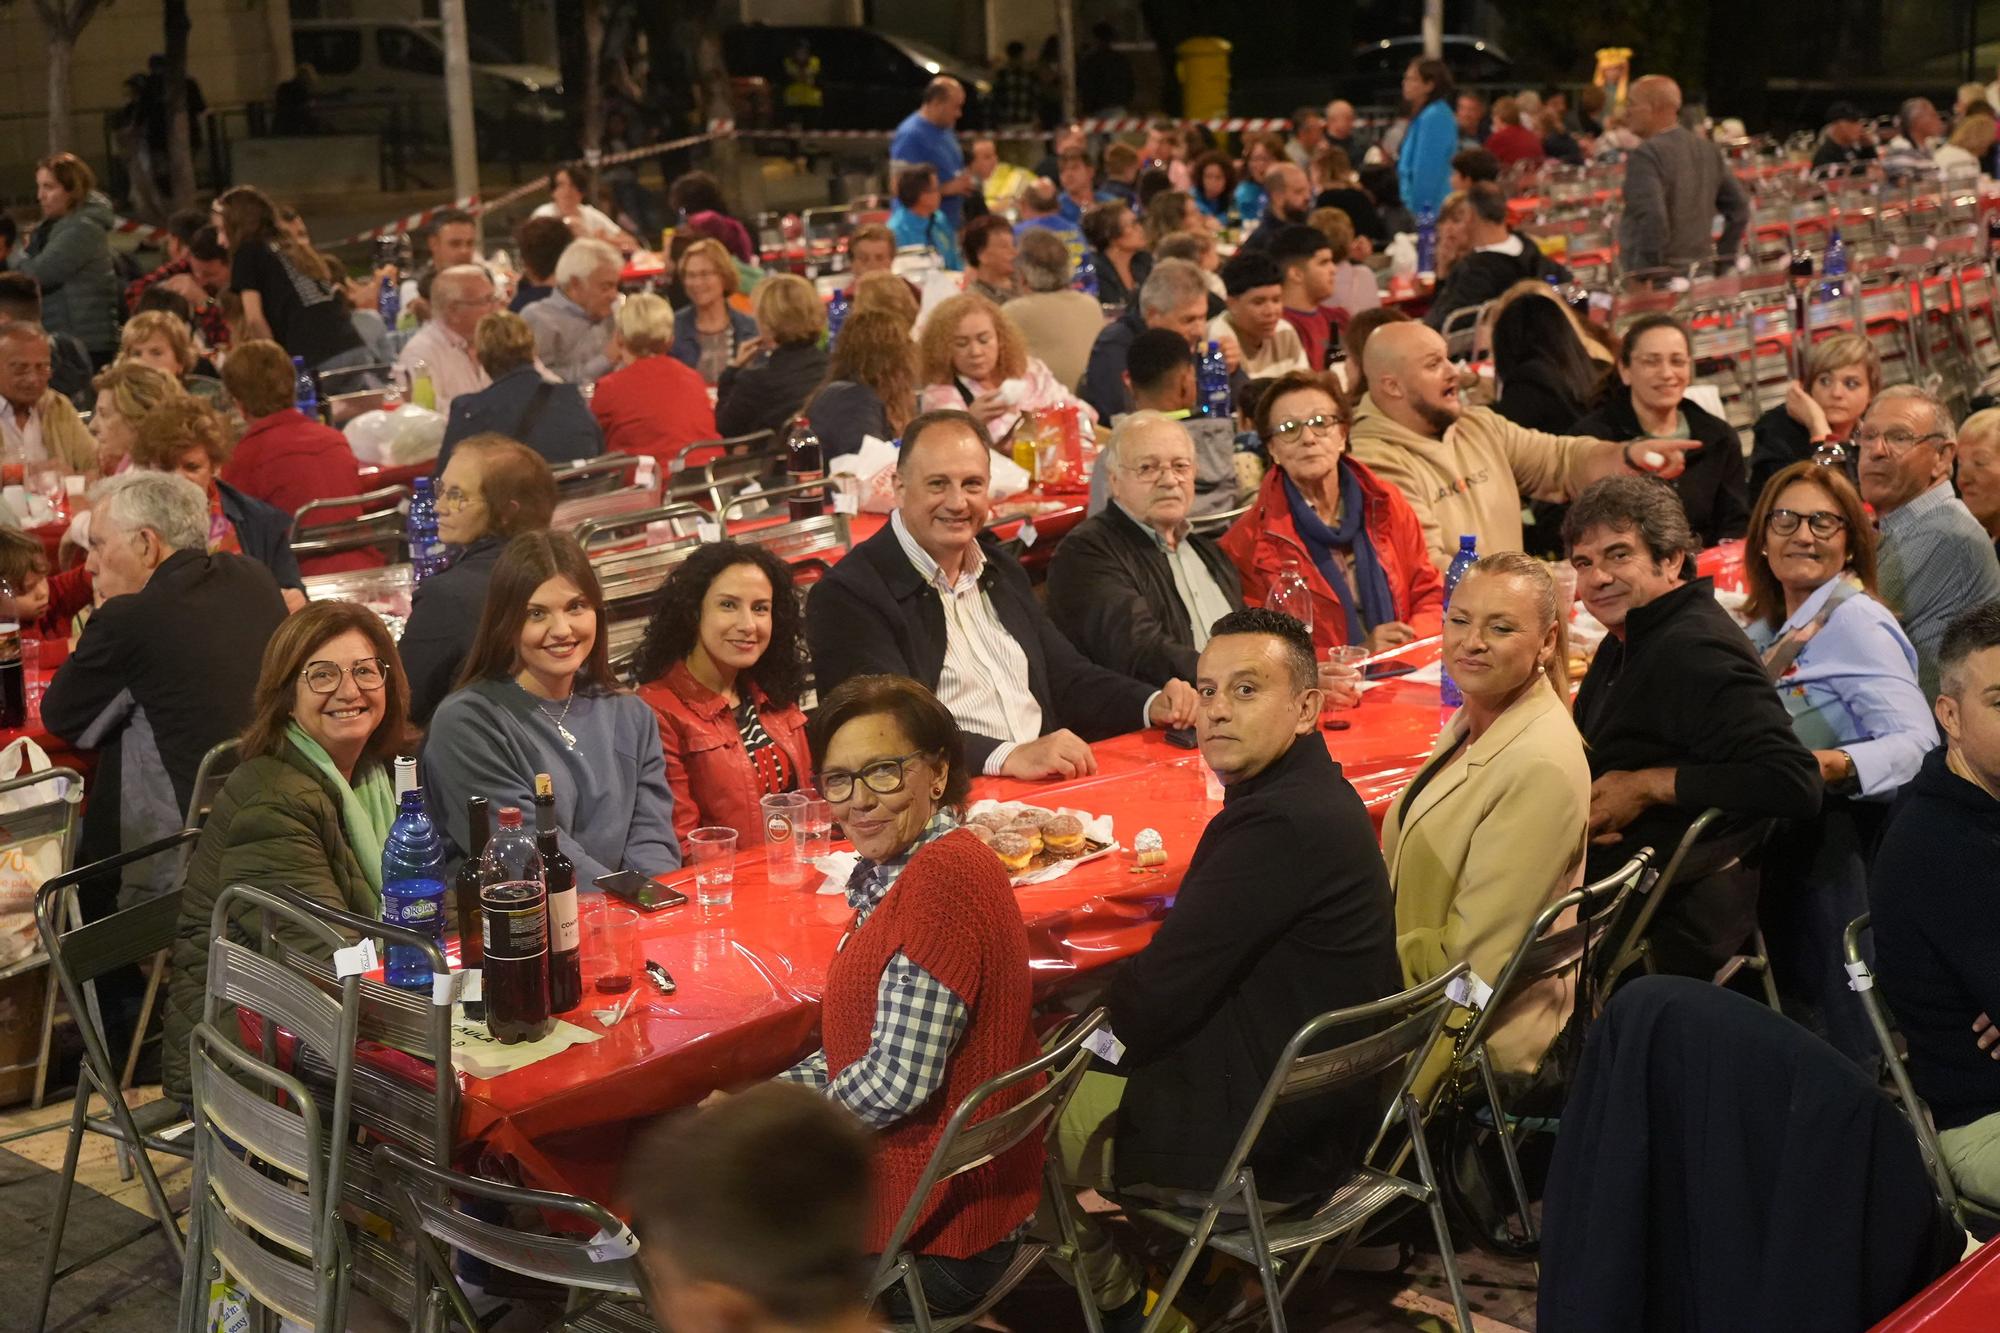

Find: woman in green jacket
<box><xmin>7</xmin><ymin>152</ymin><xmax>120</xmax><ymax>360</ymax></box>
<box><xmin>162</xmin><ymin>600</ymin><xmax>412</xmax><ymax>1106</ymax></box>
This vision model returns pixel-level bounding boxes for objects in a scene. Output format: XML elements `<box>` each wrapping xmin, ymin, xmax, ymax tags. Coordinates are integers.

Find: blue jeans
<box><xmin>875</xmin><ymin>1237</ymin><xmax>1020</xmax><ymax>1318</ymax></box>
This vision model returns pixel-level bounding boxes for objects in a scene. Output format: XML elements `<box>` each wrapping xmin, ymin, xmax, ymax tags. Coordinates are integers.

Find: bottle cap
<box><xmin>496</xmin><ymin>805</ymin><xmax>523</xmax><ymax>827</ymax></box>
<box><xmin>394</xmin><ymin>755</ymin><xmax>418</xmax><ymax>793</ymax></box>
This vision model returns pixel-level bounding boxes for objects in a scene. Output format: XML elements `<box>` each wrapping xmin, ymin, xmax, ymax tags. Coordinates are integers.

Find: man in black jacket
<box><xmin>1566</xmin><ymin>477</ymin><xmax>1821</xmax><ymax>977</ymax></box>
<box><xmin>1047</xmin><ymin>413</ymin><xmax>1243</xmax><ymax>686</ymax></box>
<box><xmin>43</xmin><ymin>471</ymin><xmax>287</xmax><ymax>912</ymax></box>
<box><xmin>805</xmin><ymin>410</ymin><xmax>1196</xmax><ymax>781</ymax></box>
<box><xmin>1047</xmin><ymin>608</ymin><xmax>1400</xmax><ymax>1327</ymax></box>
<box><xmin>1424</xmin><ymin>183</ymin><xmax>1569</xmax><ymax>333</ymax></box>
<box><xmin>1871</xmin><ymin>604</ymin><xmax>2000</xmax><ymax>1206</ymax></box>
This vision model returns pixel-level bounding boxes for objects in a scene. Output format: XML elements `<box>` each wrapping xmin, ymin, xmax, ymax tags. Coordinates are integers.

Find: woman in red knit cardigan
<box><xmin>780</xmin><ymin>673</ymin><xmax>1042</xmax><ymax>1320</ymax></box>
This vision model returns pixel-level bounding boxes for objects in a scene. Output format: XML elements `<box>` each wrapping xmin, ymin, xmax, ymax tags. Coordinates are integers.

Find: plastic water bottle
<box><xmin>407</xmin><ymin>476</ymin><xmax>444</xmax><ymax>582</ymax></box>
<box><xmin>826</xmin><ymin>286</ymin><xmax>851</xmax><ymax>342</ymax></box>
<box><xmin>1821</xmin><ymin>227</ymin><xmax>1848</xmax><ymax>302</ymax></box>
<box><xmin>1439</xmin><ymin>535</ymin><xmax>1478</xmax><ymax>709</ymax></box>
<box><xmin>291</xmin><ymin>356</ymin><xmax>318</xmax><ymax>417</ymax></box>
<box><xmin>409</xmin><ymin>358</ymin><xmax>436</xmax><ymax>411</ymax></box>
<box><xmin>1197</xmin><ymin>340</ymin><xmax>1232</xmax><ymax>419</ymax></box>
<box><xmin>1072</xmin><ymin>249</ymin><xmax>1100</xmax><ymax>298</ymax></box>
<box><xmin>1268</xmin><ymin>556</ymin><xmax>1314</xmax><ymax>637</ymax></box>
<box><xmin>1416</xmin><ymin>207</ymin><xmax>1439</xmax><ymax>278</ymax></box>
<box><xmin>381</xmin><ymin>757</ymin><xmax>447</xmax><ymax>990</ymax></box>
<box><xmin>377</xmin><ymin>271</ymin><xmax>400</xmax><ymax>326</ymax></box>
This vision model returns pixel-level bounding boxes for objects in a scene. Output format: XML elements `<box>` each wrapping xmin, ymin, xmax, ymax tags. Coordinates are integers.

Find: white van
<box><xmin>291</xmin><ymin>19</ymin><xmax>565</xmax><ymax>149</ymax></box>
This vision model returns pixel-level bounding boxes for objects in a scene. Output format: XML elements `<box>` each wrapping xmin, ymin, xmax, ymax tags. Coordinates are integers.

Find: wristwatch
<box><xmin>1833</xmin><ymin>749</ymin><xmax>1860</xmax><ymax>793</ymax></box>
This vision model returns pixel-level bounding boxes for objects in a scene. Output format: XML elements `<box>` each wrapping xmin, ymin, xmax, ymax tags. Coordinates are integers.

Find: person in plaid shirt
<box><xmin>125</xmin><ymin>212</ymin><xmax>232</xmax><ymax>353</ymax></box>
<box><xmin>992</xmin><ymin>41</ymin><xmax>1040</xmax><ymax>128</ymax></box>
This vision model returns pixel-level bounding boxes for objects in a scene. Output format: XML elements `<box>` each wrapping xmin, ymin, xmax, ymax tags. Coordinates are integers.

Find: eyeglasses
<box><xmin>1119</xmin><ymin>458</ymin><xmax>1196</xmax><ymax>483</ymax></box>
<box><xmin>1767</xmin><ymin>507</ymin><xmax>1848</xmax><ymax>538</ymax></box>
<box><xmin>1853</xmin><ymin>426</ymin><xmax>1948</xmax><ymax>454</ymax></box>
<box><xmin>300</xmin><ymin>659</ymin><xmax>389</xmax><ymax>694</ymax></box>
<box><xmin>438</xmin><ymin>485</ymin><xmax>482</xmax><ymax>510</ymax></box>
<box><xmin>817</xmin><ymin>752</ymin><xmax>928</xmax><ymax>803</ymax></box>
<box><xmin>1267</xmin><ymin>414</ymin><xmax>1341</xmax><ymax>444</ymax></box>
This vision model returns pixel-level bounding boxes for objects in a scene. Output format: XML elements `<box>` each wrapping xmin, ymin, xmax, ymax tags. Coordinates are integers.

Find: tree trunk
<box><xmin>45</xmin><ymin>31</ymin><xmax>73</xmax><ymax>154</ymax></box>
<box><xmin>162</xmin><ymin>0</ymin><xmax>197</xmax><ymax>210</ymax></box>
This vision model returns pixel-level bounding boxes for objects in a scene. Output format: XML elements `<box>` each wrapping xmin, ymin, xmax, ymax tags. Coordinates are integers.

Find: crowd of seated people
<box><xmin>29</xmin><ymin>76</ymin><xmax>2000</xmax><ymax>1333</ymax></box>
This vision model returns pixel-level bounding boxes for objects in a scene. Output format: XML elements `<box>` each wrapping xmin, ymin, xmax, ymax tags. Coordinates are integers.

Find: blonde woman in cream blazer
<box><xmin>1381</xmin><ymin>553</ymin><xmax>1592</xmax><ymax>1076</ymax></box>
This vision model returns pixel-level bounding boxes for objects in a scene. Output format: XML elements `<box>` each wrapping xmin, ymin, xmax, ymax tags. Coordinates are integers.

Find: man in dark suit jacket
<box><xmin>436</xmin><ymin>363</ymin><xmax>602</xmax><ymax>474</ymax></box>
<box><xmin>42</xmin><ymin>471</ymin><xmax>288</xmax><ymax>911</ymax></box>
<box><xmin>1047</xmin><ymin>608</ymin><xmax>1401</xmax><ymax>1326</ymax></box>
<box><xmin>805</xmin><ymin>410</ymin><xmax>1196</xmax><ymax>780</ymax></box>
<box><xmin>1566</xmin><ymin>478</ymin><xmax>1820</xmax><ymax>977</ymax></box>
<box><xmin>1047</xmin><ymin>412</ymin><xmax>1243</xmax><ymax>687</ymax></box>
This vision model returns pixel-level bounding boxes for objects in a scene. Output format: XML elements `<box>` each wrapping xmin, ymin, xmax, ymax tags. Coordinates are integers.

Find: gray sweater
<box><xmin>1616</xmin><ymin>127</ymin><xmax>1750</xmax><ymax>272</ymax></box>
<box><xmin>423</xmin><ymin>677</ymin><xmax>681</xmax><ymax>881</ymax></box>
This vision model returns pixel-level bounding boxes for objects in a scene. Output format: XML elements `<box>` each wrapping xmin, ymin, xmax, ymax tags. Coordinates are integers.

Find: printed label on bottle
<box><xmin>480</xmin><ymin>881</ymin><xmax>549</xmax><ymax>960</ymax></box>
<box><xmin>549</xmin><ymin>890</ymin><xmax>580</xmax><ymax>952</ymax></box>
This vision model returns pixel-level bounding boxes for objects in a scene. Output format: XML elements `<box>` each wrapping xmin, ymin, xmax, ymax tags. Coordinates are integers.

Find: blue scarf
<box><xmin>1283</xmin><ymin>464</ymin><xmax>1396</xmax><ymax>644</ymax></box>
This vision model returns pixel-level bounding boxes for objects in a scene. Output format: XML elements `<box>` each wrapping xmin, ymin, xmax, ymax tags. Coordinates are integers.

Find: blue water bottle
<box><xmin>381</xmin><ymin>756</ymin><xmax>447</xmax><ymax>990</ymax></box>
<box><xmin>407</xmin><ymin>476</ymin><xmax>444</xmax><ymax>583</ymax></box>
<box><xmin>1821</xmin><ymin>227</ymin><xmax>1848</xmax><ymax>301</ymax></box>
<box><xmin>1197</xmin><ymin>340</ymin><xmax>1232</xmax><ymax>419</ymax></box>
<box><xmin>377</xmin><ymin>271</ymin><xmax>400</xmax><ymax>326</ymax></box>
<box><xmin>1416</xmin><ymin>207</ymin><xmax>1439</xmax><ymax>278</ymax></box>
<box><xmin>1073</xmin><ymin>249</ymin><xmax>1100</xmax><ymax>298</ymax></box>
<box><xmin>292</xmin><ymin>356</ymin><xmax>318</xmax><ymax>417</ymax></box>
<box><xmin>1438</xmin><ymin>535</ymin><xmax>1478</xmax><ymax>710</ymax></box>
<box><xmin>826</xmin><ymin>286</ymin><xmax>851</xmax><ymax>343</ymax></box>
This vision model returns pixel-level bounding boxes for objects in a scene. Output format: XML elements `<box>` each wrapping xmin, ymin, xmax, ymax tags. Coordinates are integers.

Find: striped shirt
<box><xmin>1877</xmin><ymin>479</ymin><xmax>2000</xmax><ymax>699</ymax></box>
<box><xmin>890</xmin><ymin>510</ymin><xmax>1044</xmax><ymax>775</ymax></box>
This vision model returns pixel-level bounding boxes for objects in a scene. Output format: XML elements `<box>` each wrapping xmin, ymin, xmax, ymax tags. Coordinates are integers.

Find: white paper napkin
<box><xmin>812</xmin><ymin>850</ymin><xmax>861</xmax><ymax>896</ymax></box>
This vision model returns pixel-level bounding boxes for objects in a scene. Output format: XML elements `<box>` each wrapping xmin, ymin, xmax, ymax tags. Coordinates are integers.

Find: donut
<box><xmin>1007</xmin><ymin>807</ymin><xmax>1058</xmax><ymax>830</ymax></box>
<box><xmin>990</xmin><ymin>831</ymin><xmax>1034</xmax><ymax>873</ymax></box>
<box><xmin>963</xmin><ymin>823</ymin><xmax>996</xmax><ymax>844</ymax></box>
<box><xmin>1043</xmin><ymin>813</ymin><xmax>1086</xmax><ymax>857</ymax></box>
<box><xmin>969</xmin><ymin>811</ymin><xmax>1011</xmax><ymax>832</ymax></box>
<box><xmin>1004</xmin><ymin>822</ymin><xmax>1044</xmax><ymax>855</ymax></box>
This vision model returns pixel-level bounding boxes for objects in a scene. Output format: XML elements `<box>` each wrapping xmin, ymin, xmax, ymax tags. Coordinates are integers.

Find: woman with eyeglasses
<box><xmin>633</xmin><ymin>542</ymin><xmax>812</xmax><ymax>860</ymax></box>
<box><xmin>774</xmin><ymin>672</ymin><xmax>1042</xmax><ymax>1322</ymax></box>
<box><xmin>163</xmin><ymin>601</ymin><xmax>412</xmax><ymax>1107</ymax></box>
<box><xmin>400</xmin><ymin>435</ymin><xmax>557</xmax><ymax>725</ymax></box>
<box><xmin>1571</xmin><ymin>312</ymin><xmax>1750</xmax><ymax>548</ymax></box>
<box><xmin>424</xmin><ymin>531</ymin><xmax>679</xmax><ymax>881</ymax></box>
<box><xmin>1221</xmin><ymin>370</ymin><xmax>1443</xmax><ymax>669</ymax></box>
<box><xmin>1744</xmin><ymin>461</ymin><xmax>1935</xmax><ymax>1065</ymax></box>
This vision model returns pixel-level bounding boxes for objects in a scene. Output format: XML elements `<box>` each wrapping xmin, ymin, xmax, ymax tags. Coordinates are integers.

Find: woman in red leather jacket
<box><xmin>633</xmin><ymin>542</ymin><xmax>812</xmax><ymax>858</ymax></box>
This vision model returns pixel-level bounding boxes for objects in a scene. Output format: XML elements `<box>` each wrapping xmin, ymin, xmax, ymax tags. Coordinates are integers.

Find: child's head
<box><xmin>0</xmin><ymin>530</ymin><xmax>51</xmax><ymax>622</ymax></box>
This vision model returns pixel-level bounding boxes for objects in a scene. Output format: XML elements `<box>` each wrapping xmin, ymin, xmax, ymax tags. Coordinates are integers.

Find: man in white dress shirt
<box><xmin>394</xmin><ymin>264</ymin><xmax>496</xmax><ymax>415</ymax></box>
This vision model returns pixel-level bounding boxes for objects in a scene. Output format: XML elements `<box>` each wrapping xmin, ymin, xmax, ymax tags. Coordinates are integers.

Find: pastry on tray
<box><xmin>991</xmin><ymin>831</ymin><xmax>1035</xmax><ymax>873</ymax></box>
<box><xmin>963</xmin><ymin>823</ymin><xmax>996</xmax><ymax>844</ymax></box>
<box><xmin>1042</xmin><ymin>813</ymin><xmax>1087</xmax><ymax>858</ymax></box>
<box><xmin>1005</xmin><ymin>822</ymin><xmax>1044</xmax><ymax>855</ymax></box>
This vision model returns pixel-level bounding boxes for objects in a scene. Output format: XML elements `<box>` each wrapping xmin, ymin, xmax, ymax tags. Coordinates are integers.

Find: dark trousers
<box><xmin>875</xmin><ymin>1237</ymin><xmax>1020</xmax><ymax>1318</ymax></box>
<box><xmin>1760</xmin><ymin>801</ymin><xmax>1886</xmax><ymax>1067</ymax></box>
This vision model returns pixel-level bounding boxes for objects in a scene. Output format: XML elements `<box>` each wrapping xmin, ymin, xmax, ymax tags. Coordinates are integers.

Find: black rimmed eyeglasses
<box><xmin>816</xmin><ymin>752</ymin><xmax>928</xmax><ymax>803</ymax></box>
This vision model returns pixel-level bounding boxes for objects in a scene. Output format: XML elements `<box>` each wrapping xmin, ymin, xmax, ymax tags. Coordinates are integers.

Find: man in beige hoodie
<box><xmin>1349</xmin><ymin>322</ymin><xmax>1696</xmax><ymax>572</ymax></box>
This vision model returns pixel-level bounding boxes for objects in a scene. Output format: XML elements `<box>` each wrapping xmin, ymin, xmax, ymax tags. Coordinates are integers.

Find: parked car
<box><xmin>291</xmin><ymin>20</ymin><xmax>566</xmax><ymax>151</ymax></box>
<box><xmin>723</xmin><ymin>23</ymin><xmax>992</xmax><ymax>130</ymax></box>
<box><xmin>1231</xmin><ymin>33</ymin><xmax>1516</xmax><ymax>120</ymax></box>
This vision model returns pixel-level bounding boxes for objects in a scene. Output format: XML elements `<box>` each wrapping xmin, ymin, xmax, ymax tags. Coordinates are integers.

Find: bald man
<box><xmin>1618</xmin><ymin>75</ymin><xmax>1750</xmax><ymax>273</ymax></box>
<box><xmin>394</xmin><ymin>263</ymin><xmax>497</xmax><ymax>414</ymax></box>
<box><xmin>1240</xmin><ymin>163</ymin><xmax>1313</xmax><ymax>253</ymax></box>
<box><xmin>1047</xmin><ymin>412</ymin><xmax>1245</xmax><ymax>686</ymax></box>
<box><xmin>1347</xmin><ymin>322</ymin><xmax>1697</xmax><ymax>572</ymax></box>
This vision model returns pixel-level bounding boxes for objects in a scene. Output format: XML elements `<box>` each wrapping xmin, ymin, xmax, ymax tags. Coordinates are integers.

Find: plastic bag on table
<box><xmin>0</xmin><ymin>736</ymin><xmax>70</xmax><ymax>967</ymax></box>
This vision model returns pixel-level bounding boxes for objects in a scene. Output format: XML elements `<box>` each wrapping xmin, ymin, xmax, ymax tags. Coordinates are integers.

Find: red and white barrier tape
<box><xmin>109</xmin><ymin>215</ymin><xmax>172</xmax><ymax>245</ymax></box>
<box><xmin>332</xmin><ymin>194</ymin><xmax>484</xmax><ymax>247</ymax></box>
<box><xmin>1076</xmin><ymin>115</ymin><xmax>1297</xmax><ymax>133</ymax></box>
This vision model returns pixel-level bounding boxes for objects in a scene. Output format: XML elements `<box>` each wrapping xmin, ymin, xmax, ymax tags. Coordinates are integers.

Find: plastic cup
<box><xmin>583</xmin><ymin>898</ymin><xmax>642</xmax><ymax>994</ymax></box>
<box><xmin>1546</xmin><ymin>560</ymin><xmax>1580</xmax><ymax>620</ymax></box>
<box><xmin>688</xmin><ymin>826</ymin><xmax>739</xmax><ymax>906</ymax></box>
<box><xmin>1326</xmin><ymin>644</ymin><xmax>1368</xmax><ymax>709</ymax></box>
<box><xmin>797</xmin><ymin>790</ymin><xmax>833</xmax><ymax>865</ymax></box>
<box><xmin>760</xmin><ymin>792</ymin><xmax>807</xmax><ymax>886</ymax></box>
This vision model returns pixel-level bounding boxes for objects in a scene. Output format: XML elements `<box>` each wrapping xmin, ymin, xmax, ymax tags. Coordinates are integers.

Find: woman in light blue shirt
<box><xmin>1744</xmin><ymin>461</ymin><xmax>1936</xmax><ymax>1065</ymax></box>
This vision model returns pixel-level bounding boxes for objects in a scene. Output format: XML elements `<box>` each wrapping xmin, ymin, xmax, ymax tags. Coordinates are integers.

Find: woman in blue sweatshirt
<box><xmin>1397</xmin><ymin>58</ymin><xmax>1459</xmax><ymax>224</ymax></box>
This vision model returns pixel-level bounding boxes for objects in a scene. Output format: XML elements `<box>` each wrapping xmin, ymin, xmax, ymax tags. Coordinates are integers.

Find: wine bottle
<box><xmin>455</xmin><ymin>796</ymin><xmax>490</xmax><ymax>969</ymax></box>
<box><xmin>535</xmin><ymin>773</ymin><xmax>583</xmax><ymax>1013</ymax></box>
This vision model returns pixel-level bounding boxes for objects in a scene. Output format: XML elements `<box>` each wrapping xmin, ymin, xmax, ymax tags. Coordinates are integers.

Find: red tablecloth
<box><xmin>1872</xmin><ymin>1239</ymin><xmax>2000</xmax><ymax>1331</ymax></box>
<box><xmin>357</xmin><ymin>460</ymin><xmax>435</xmax><ymax>489</ymax></box>
<box><xmin>454</xmin><ymin>655</ymin><xmax>1449</xmax><ymax>1201</ymax></box>
<box><xmin>0</xmin><ymin>635</ymin><xmax>78</xmax><ymax>766</ymax></box>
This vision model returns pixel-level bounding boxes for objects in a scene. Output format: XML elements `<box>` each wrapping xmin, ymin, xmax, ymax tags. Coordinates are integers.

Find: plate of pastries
<box><xmin>961</xmin><ymin>805</ymin><xmax>1116</xmax><ymax>881</ymax></box>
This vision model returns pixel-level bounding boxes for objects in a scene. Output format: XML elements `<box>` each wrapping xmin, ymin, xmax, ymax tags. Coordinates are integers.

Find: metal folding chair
<box><xmin>29</xmin><ymin>827</ymin><xmax>201</xmax><ymax>1333</ymax></box>
<box><xmin>374</xmin><ymin>1141</ymin><xmax>656</xmax><ymax>1333</ymax></box>
<box><xmin>1595</xmin><ymin>808</ymin><xmax>1774</xmax><ymax>994</ymax></box>
<box><xmin>1437</xmin><ymin>300</ymin><xmax>1490</xmax><ymax>360</ymax></box>
<box><xmin>1444</xmin><ymin>849</ymin><xmax>1655</xmax><ymax>1250</ymax></box>
<box><xmin>174</xmin><ymin>880</ymin><xmax>366</xmax><ymax>1332</ymax></box>
<box><xmin>0</xmin><ymin>764</ymin><xmax>83</xmax><ymax>1114</ymax></box>
<box><xmin>552</xmin><ymin>454</ymin><xmax>644</xmax><ymax>499</ymax></box>
<box><xmin>869</xmin><ymin>1009</ymin><xmax>1110</xmax><ymax>1333</ymax></box>
<box><xmin>1125</xmin><ymin>964</ymin><xmax>1475</xmax><ymax>1333</ymax></box>
<box><xmin>290</xmin><ymin>483</ymin><xmax>413</xmax><ymax>567</ymax></box>
<box><xmin>1844</xmin><ymin>914</ymin><xmax>2000</xmax><ymax>1238</ymax></box>
<box><xmin>666</xmin><ymin>429</ymin><xmax>776</xmax><ymax>479</ymax></box>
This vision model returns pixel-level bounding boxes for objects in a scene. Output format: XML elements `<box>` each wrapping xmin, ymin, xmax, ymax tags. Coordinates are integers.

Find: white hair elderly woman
<box><xmin>521</xmin><ymin>235</ymin><xmax>623</xmax><ymax>384</ymax></box>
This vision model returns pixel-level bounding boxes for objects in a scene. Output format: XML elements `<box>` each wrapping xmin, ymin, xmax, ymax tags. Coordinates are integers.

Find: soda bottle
<box><xmin>534</xmin><ymin>773</ymin><xmax>583</xmax><ymax>1013</ymax></box>
<box><xmin>1439</xmin><ymin>535</ymin><xmax>1478</xmax><ymax>710</ymax></box>
<box><xmin>407</xmin><ymin>477</ymin><xmax>444</xmax><ymax>582</ymax></box>
<box><xmin>1197</xmin><ymin>340</ymin><xmax>1232</xmax><ymax>419</ymax></box>
<box><xmin>479</xmin><ymin>806</ymin><xmax>554</xmax><ymax>1043</ymax></box>
<box><xmin>784</xmin><ymin>416</ymin><xmax>826</xmax><ymax>521</ymax></box>
<box><xmin>1267</xmin><ymin>557</ymin><xmax>1315</xmax><ymax>637</ymax></box>
<box><xmin>454</xmin><ymin>796</ymin><xmax>490</xmax><ymax>969</ymax></box>
<box><xmin>291</xmin><ymin>356</ymin><xmax>319</xmax><ymax>418</ymax></box>
<box><xmin>0</xmin><ymin>577</ymin><xmax>22</xmax><ymax>729</ymax></box>
<box><xmin>381</xmin><ymin>757</ymin><xmax>447</xmax><ymax>990</ymax></box>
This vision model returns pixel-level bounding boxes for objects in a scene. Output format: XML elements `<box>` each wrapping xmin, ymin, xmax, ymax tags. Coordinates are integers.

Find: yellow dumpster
<box><xmin>1176</xmin><ymin>37</ymin><xmax>1232</xmax><ymax>122</ymax></box>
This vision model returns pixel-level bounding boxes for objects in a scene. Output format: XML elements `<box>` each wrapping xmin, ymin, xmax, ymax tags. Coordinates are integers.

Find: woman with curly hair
<box><xmin>633</xmin><ymin>541</ymin><xmax>811</xmax><ymax>858</ymax></box>
<box><xmin>914</xmin><ymin>293</ymin><xmax>1091</xmax><ymax>445</ymax></box>
<box><xmin>1190</xmin><ymin>150</ymin><xmax>1236</xmax><ymax>223</ymax></box>
<box><xmin>803</xmin><ymin>307</ymin><xmax>918</xmax><ymax>460</ymax></box>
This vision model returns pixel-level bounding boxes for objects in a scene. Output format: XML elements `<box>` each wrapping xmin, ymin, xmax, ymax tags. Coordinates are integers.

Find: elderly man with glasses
<box><xmin>394</xmin><ymin>263</ymin><xmax>498</xmax><ymax>415</ymax></box>
<box><xmin>1047</xmin><ymin>412</ymin><xmax>1245</xmax><ymax>686</ymax></box>
<box><xmin>1858</xmin><ymin>385</ymin><xmax>2000</xmax><ymax>699</ymax></box>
